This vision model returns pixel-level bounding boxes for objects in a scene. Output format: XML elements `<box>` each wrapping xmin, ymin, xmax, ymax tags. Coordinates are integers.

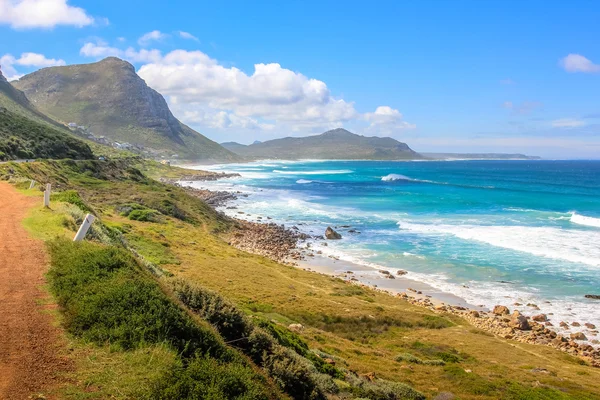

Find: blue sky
<box><xmin>1</xmin><ymin>0</ymin><xmax>600</xmax><ymax>158</ymax></box>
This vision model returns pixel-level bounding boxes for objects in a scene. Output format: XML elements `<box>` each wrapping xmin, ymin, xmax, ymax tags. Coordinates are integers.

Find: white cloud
<box><xmin>138</xmin><ymin>30</ymin><xmax>168</xmax><ymax>46</ymax></box>
<box><xmin>0</xmin><ymin>0</ymin><xmax>95</xmax><ymax>29</ymax></box>
<box><xmin>1</xmin><ymin>52</ymin><xmax>65</xmax><ymax>80</ymax></box>
<box><xmin>80</xmin><ymin>41</ymin><xmax>162</xmax><ymax>63</ymax></box>
<box><xmin>560</xmin><ymin>54</ymin><xmax>600</xmax><ymax>73</ymax></box>
<box><xmin>178</xmin><ymin>31</ymin><xmax>199</xmax><ymax>41</ymax></box>
<box><xmin>364</xmin><ymin>106</ymin><xmax>416</xmax><ymax>132</ymax></box>
<box><xmin>137</xmin><ymin>49</ymin><xmax>361</xmax><ymax>131</ymax></box>
<box><xmin>551</xmin><ymin>118</ymin><xmax>586</xmax><ymax>128</ymax></box>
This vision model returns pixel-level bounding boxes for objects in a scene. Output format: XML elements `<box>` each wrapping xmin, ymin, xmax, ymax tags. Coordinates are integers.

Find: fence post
<box><xmin>73</xmin><ymin>214</ymin><xmax>96</xmax><ymax>242</ymax></box>
<box><xmin>43</xmin><ymin>183</ymin><xmax>51</xmax><ymax>207</ymax></box>
<box><xmin>29</xmin><ymin>180</ymin><xmax>35</xmax><ymax>189</ymax></box>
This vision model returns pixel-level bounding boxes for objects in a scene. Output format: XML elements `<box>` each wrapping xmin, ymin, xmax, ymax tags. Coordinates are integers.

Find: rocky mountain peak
<box><xmin>98</xmin><ymin>56</ymin><xmax>136</xmax><ymax>72</ymax></box>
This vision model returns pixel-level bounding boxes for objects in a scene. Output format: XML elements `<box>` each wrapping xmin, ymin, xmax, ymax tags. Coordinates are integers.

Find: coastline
<box><xmin>173</xmin><ymin>173</ymin><xmax>600</xmax><ymax>367</ymax></box>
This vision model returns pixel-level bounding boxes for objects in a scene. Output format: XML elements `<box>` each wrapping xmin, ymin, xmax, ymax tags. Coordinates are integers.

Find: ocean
<box><xmin>187</xmin><ymin>159</ymin><xmax>600</xmax><ymax>335</ymax></box>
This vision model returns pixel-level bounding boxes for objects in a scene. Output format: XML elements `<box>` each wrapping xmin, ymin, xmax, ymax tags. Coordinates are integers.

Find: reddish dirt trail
<box><xmin>0</xmin><ymin>182</ymin><xmax>70</xmax><ymax>399</ymax></box>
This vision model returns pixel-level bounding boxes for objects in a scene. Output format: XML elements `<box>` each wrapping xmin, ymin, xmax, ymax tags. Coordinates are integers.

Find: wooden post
<box><xmin>28</xmin><ymin>180</ymin><xmax>35</xmax><ymax>189</ymax></box>
<box><xmin>43</xmin><ymin>183</ymin><xmax>51</xmax><ymax>207</ymax></box>
<box><xmin>73</xmin><ymin>214</ymin><xmax>96</xmax><ymax>242</ymax></box>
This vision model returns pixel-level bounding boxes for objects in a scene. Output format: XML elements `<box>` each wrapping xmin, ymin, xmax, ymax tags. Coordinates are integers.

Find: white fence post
<box><xmin>29</xmin><ymin>180</ymin><xmax>35</xmax><ymax>189</ymax></box>
<box><xmin>43</xmin><ymin>183</ymin><xmax>51</xmax><ymax>207</ymax></box>
<box><xmin>73</xmin><ymin>214</ymin><xmax>96</xmax><ymax>242</ymax></box>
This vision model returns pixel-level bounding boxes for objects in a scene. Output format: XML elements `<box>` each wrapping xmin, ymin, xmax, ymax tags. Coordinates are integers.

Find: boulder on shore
<box><xmin>532</xmin><ymin>314</ymin><xmax>548</xmax><ymax>322</ymax></box>
<box><xmin>509</xmin><ymin>311</ymin><xmax>531</xmax><ymax>330</ymax></box>
<box><xmin>585</xmin><ymin>294</ymin><xmax>600</xmax><ymax>300</ymax></box>
<box><xmin>570</xmin><ymin>332</ymin><xmax>587</xmax><ymax>341</ymax></box>
<box><xmin>493</xmin><ymin>305</ymin><xmax>510</xmax><ymax>315</ymax></box>
<box><xmin>325</xmin><ymin>227</ymin><xmax>342</xmax><ymax>240</ymax></box>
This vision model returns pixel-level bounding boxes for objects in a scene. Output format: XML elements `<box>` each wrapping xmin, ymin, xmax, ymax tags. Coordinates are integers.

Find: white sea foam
<box><xmin>273</xmin><ymin>169</ymin><xmax>353</xmax><ymax>175</ymax></box>
<box><xmin>397</xmin><ymin>220</ymin><xmax>600</xmax><ymax>267</ymax></box>
<box><xmin>571</xmin><ymin>212</ymin><xmax>600</xmax><ymax>228</ymax></box>
<box><xmin>296</xmin><ymin>179</ymin><xmax>313</xmax><ymax>184</ymax></box>
<box><xmin>381</xmin><ymin>173</ymin><xmax>412</xmax><ymax>181</ymax></box>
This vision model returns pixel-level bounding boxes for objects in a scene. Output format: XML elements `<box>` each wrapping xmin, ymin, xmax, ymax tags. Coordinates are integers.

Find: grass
<box><xmin>7</xmin><ymin>158</ymin><xmax>600</xmax><ymax>400</ymax></box>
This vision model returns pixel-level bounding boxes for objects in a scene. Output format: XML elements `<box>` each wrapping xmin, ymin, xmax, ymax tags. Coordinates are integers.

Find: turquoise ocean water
<box><xmin>189</xmin><ymin>160</ymin><xmax>600</xmax><ymax>334</ymax></box>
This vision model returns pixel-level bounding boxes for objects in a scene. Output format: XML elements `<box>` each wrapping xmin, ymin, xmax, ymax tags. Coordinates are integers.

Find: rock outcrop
<box><xmin>325</xmin><ymin>227</ymin><xmax>342</xmax><ymax>240</ymax></box>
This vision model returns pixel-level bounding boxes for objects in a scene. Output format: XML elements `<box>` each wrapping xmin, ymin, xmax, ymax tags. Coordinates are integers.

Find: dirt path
<box><xmin>0</xmin><ymin>182</ymin><xmax>70</xmax><ymax>399</ymax></box>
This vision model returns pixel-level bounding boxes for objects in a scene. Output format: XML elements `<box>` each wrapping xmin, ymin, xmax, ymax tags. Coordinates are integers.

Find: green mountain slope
<box><xmin>221</xmin><ymin>128</ymin><xmax>423</xmax><ymax>160</ymax></box>
<box><xmin>13</xmin><ymin>57</ymin><xmax>240</xmax><ymax>162</ymax></box>
<box><xmin>0</xmin><ymin>70</ymin><xmax>93</xmax><ymax>161</ymax></box>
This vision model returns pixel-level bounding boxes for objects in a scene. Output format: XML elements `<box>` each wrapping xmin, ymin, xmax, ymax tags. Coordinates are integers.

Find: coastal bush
<box><xmin>148</xmin><ymin>356</ymin><xmax>275</xmax><ymax>400</ymax></box>
<box><xmin>51</xmin><ymin>189</ymin><xmax>94</xmax><ymax>213</ymax></box>
<box><xmin>47</xmin><ymin>240</ymin><xmax>227</xmax><ymax>356</ymax></box>
<box><xmin>168</xmin><ymin>278</ymin><xmax>333</xmax><ymax>399</ymax></box>
<box><xmin>347</xmin><ymin>378</ymin><xmax>426</xmax><ymax>400</ymax></box>
<box><xmin>46</xmin><ymin>239</ymin><xmax>283</xmax><ymax>398</ymax></box>
<box><xmin>410</xmin><ymin>341</ymin><xmax>466</xmax><ymax>363</ymax></box>
<box><xmin>128</xmin><ymin>208</ymin><xmax>158</xmax><ymax>222</ymax></box>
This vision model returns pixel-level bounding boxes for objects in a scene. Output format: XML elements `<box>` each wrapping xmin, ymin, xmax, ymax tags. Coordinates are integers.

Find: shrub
<box><xmin>52</xmin><ymin>190</ymin><xmax>93</xmax><ymax>213</ymax></box>
<box><xmin>149</xmin><ymin>356</ymin><xmax>275</xmax><ymax>400</ymax></box>
<box><xmin>169</xmin><ymin>279</ymin><xmax>332</xmax><ymax>399</ymax></box>
<box><xmin>350</xmin><ymin>378</ymin><xmax>426</xmax><ymax>400</ymax></box>
<box><xmin>128</xmin><ymin>209</ymin><xmax>158</xmax><ymax>222</ymax></box>
<box><xmin>47</xmin><ymin>239</ymin><xmax>283</xmax><ymax>399</ymax></box>
<box><xmin>47</xmin><ymin>240</ymin><xmax>229</xmax><ymax>358</ymax></box>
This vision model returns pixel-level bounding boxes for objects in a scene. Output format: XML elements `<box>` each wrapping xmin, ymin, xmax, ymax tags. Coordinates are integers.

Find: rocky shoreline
<box><xmin>175</xmin><ymin>178</ymin><xmax>600</xmax><ymax>368</ymax></box>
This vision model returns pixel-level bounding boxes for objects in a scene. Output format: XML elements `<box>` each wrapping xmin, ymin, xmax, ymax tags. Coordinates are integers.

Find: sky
<box><xmin>1</xmin><ymin>0</ymin><xmax>600</xmax><ymax>158</ymax></box>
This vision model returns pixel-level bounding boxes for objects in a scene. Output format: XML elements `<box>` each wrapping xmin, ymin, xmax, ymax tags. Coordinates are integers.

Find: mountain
<box><xmin>0</xmin><ymin>69</ymin><xmax>93</xmax><ymax>161</ymax></box>
<box><xmin>423</xmin><ymin>152</ymin><xmax>541</xmax><ymax>160</ymax></box>
<box><xmin>13</xmin><ymin>57</ymin><xmax>239</xmax><ymax>162</ymax></box>
<box><xmin>221</xmin><ymin>128</ymin><xmax>423</xmax><ymax>160</ymax></box>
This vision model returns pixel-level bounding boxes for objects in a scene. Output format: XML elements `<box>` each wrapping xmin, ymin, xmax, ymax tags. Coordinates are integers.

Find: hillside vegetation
<box><xmin>222</xmin><ymin>128</ymin><xmax>422</xmax><ymax>160</ymax></box>
<box><xmin>3</xmin><ymin>159</ymin><xmax>600</xmax><ymax>399</ymax></box>
<box><xmin>0</xmin><ymin>108</ymin><xmax>93</xmax><ymax>160</ymax></box>
<box><xmin>13</xmin><ymin>57</ymin><xmax>240</xmax><ymax>162</ymax></box>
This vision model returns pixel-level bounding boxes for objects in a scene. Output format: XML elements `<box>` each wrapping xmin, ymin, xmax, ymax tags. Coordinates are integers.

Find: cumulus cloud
<box><xmin>137</xmin><ymin>49</ymin><xmax>360</xmax><ymax>131</ymax></box>
<box><xmin>138</xmin><ymin>30</ymin><xmax>168</xmax><ymax>46</ymax></box>
<box><xmin>364</xmin><ymin>106</ymin><xmax>416</xmax><ymax>132</ymax></box>
<box><xmin>178</xmin><ymin>31</ymin><xmax>199</xmax><ymax>41</ymax></box>
<box><xmin>560</xmin><ymin>54</ymin><xmax>600</xmax><ymax>73</ymax></box>
<box><xmin>0</xmin><ymin>0</ymin><xmax>95</xmax><ymax>29</ymax></box>
<box><xmin>1</xmin><ymin>52</ymin><xmax>65</xmax><ymax>80</ymax></box>
<box><xmin>551</xmin><ymin>118</ymin><xmax>586</xmax><ymax>128</ymax></box>
<box><xmin>80</xmin><ymin>41</ymin><xmax>162</xmax><ymax>63</ymax></box>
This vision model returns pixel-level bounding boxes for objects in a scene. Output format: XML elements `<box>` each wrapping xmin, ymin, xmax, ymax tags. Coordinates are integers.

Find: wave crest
<box><xmin>382</xmin><ymin>174</ymin><xmax>412</xmax><ymax>182</ymax></box>
<box><xmin>571</xmin><ymin>213</ymin><xmax>600</xmax><ymax>228</ymax></box>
